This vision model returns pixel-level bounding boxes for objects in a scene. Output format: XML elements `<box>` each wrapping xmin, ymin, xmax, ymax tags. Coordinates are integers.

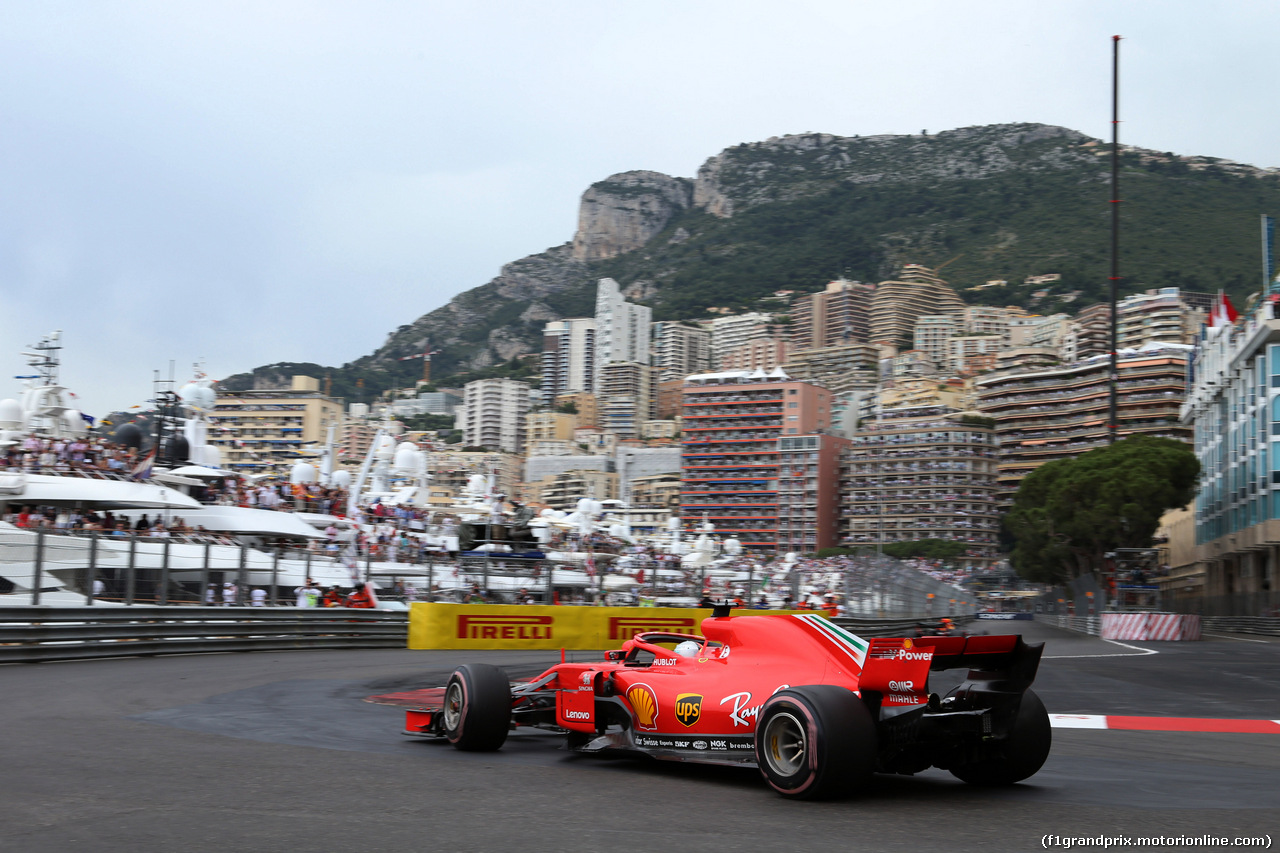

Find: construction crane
<box><xmin>400</xmin><ymin>339</ymin><xmax>443</xmax><ymax>384</ymax></box>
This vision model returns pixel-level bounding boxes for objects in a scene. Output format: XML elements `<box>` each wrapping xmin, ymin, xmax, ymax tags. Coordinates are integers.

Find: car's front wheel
<box><xmin>443</xmin><ymin>663</ymin><xmax>511</xmax><ymax>751</ymax></box>
<box><xmin>754</xmin><ymin>686</ymin><xmax>876</xmax><ymax>799</ymax></box>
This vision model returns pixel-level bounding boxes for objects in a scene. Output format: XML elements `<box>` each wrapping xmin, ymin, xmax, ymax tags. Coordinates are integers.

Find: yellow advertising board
<box><xmin>408</xmin><ymin>603</ymin><xmax>814</xmax><ymax>650</ymax></box>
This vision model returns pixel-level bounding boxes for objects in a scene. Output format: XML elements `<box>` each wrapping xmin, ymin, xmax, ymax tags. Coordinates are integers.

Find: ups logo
<box><xmin>675</xmin><ymin>693</ymin><xmax>703</xmax><ymax>727</ymax></box>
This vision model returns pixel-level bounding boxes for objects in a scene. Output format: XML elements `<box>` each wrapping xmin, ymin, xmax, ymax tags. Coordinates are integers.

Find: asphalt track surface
<box><xmin>2</xmin><ymin>622</ymin><xmax>1278</xmax><ymax>853</ymax></box>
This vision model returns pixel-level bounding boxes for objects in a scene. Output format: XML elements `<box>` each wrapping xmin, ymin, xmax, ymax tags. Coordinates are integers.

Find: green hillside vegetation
<box><xmin>598</xmin><ymin>152</ymin><xmax>1279</xmax><ymax>320</ymax></box>
<box><xmin>222</xmin><ymin>126</ymin><xmax>1280</xmax><ymax>400</ymax></box>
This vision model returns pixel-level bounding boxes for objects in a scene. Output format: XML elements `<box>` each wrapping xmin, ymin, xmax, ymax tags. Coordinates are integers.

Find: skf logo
<box><xmin>608</xmin><ymin>617</ymin><xmax>698</xmax><ymax>641</ymax></box>
<box><xmin>675</xmin><ymin>693</ymin><xmax>704</xmax><ymax>727</ymax></box>
<box><xmin>627</xmin><ymin>684</ymin><xmax>659</xmax><ymax>730</ymax></box>
<box><xmin>457</xmin><ymin>615</ymin><xmax>553</xmax><ymax>640</ymax></box>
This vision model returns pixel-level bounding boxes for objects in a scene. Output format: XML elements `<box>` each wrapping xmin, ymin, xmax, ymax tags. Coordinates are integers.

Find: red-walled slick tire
<box><xmin>443</xmin><ymin>664</ymin><xmax>512</xmax><ymax>751</ymax></box>
<box><xmin>754</xmin><ymin>685</ymin><xmax>876</xmax><ymax>800</ymax></box>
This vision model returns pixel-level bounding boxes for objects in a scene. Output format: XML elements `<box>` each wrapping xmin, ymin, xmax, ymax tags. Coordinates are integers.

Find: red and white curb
<box><xmin>1051</xmin><ymin>714</ymin><xmax>1280</xmax><ymax>733</ymax></box>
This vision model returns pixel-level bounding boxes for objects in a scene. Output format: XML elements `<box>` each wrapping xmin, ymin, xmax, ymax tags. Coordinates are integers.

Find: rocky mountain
<box><xmin>222</xmin><ymin>122</ymin><xmax>1280</xmax><ymax>399</ymax></box>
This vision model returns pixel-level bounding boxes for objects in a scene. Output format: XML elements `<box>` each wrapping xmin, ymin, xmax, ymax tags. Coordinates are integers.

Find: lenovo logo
<box><xmin>457</xmin><ymin>615</ymin><xmax>554</xmax><ymax>640</ymax></box>
<box><xmin>608</xmin><ymin>617</ymin><xmax>699</xmax><ymax>641</ymax></box>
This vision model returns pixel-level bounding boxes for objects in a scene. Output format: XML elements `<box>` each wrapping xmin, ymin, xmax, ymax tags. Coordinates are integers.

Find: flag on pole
<box><xmin>1208</xmin><ymin>291</ymin><xmax>1240</xmax><ymax>329</ymax></box>
<box><xmin>130</xmin><ymin>447</ymin><xmax>156</xmax><ymax>480</ymax></box>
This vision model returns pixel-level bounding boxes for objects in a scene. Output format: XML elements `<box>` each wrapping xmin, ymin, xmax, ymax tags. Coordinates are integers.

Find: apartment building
<box><xmin>426</xmin><ymin>449</ymin><xmax>522</xmax><ymax>503</ymax></box>
<box><xmin>841</xmin><ymin>405</ymin><xmax>999</xmax><ymax>568</ymax></box>
<box><xmin>974</xmin><ymin>344</ymin><xmax>1191</xmax><ymax>500</ymax></box>
<box><xmin>949</xmin><ymin>335</ymin><xmax>1003</xmax><ymax>375</ymax></box>
<box><xmin>531</xmin><ymin>469</ymin><xmax>618</xmax><ymax>510</ymax></box>
<box><xmin>718</xmin><ymin>335</ymin><xmax>791</xmax><ymax>371</ymax></box>
<box><xmin>459</xmin><ymin>378</ymin><xmax>531</xmax><ymax>454</ymax></box>
<box><xmin>599</xmin><ymin>361</ymin><xmax>653</xmax><ymax>439</ymax></box>
<box><xmin>526</xmin><ymin>411</ymin><xmax>577</xmax><ymax>443</ymax></box>
<box><xmin>209</xmin><ymin>375</ymin><xmax>344</xmax><ymax>474</ymax></box>
<box><xmin>790</xmin><ymin>279</ymin><xmax>875</xmax><ymax>349</ymax></box>
<box><xmin>1181</xmin><ymin>306</ymin><xmax>1280</xmax><ymax>606</ymax></box>
<box><xmin>680</xmin><ymin>370</ymin><xmax>845</xmax><ymax>552</ymax></box>
<box><xmin>594</xmin><ymin>278</ymin><xmax>651</xmax><ymax>389</ymax></box>
<box><xmin>709</xmin><ymin>312</ymin><xmax>776</xmax><ymax>367</ymax></box>
<box><xmin>782</xmin><ymin>343</ymin><xmax>881</xmax><ymax>393</ymax></box>
<box><xmin>914</xmin><ymin>315</ymin><xmax>960</xmax><ymax>367</ymax></box>
<box><xmin>1117</xmin><ymin>287</ymin><xmax>1206</xmax><ymax>349</ymax></box>
<box><xmin>1061</xmin><ymin>303</ymin><xmax>1112</xmax><ymax>362</ymax></box>
<box><xmin>869</xmin><ymin>265</ymin><xmax>966</xmax><ymax>350</ymax></box>
<box><xmin>652</xmin><ymin>321</ymin><xmax>711</xmax><ymax>381</ymax></box>
<box><xmin>542</xmin><ymin>318</ymin><xmax>596</xmax><ymax>397</ymax></box>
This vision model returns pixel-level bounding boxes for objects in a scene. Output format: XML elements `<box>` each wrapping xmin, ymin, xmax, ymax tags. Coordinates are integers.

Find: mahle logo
<box><xmin>675</xmin><ymin>693</ymin><xmax>704</xmax><ymax>727</ymax></box>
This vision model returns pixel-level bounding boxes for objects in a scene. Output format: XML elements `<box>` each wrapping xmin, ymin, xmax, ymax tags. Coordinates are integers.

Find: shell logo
<box><xmin>903</xmin><ymin>638</ymin><xmax>914</xmax><ymax>650</ymax></box>
<box><xmin>627</xmin><ymin>683</ymin><xmax>659</xmax><ymax>730</ymax></box>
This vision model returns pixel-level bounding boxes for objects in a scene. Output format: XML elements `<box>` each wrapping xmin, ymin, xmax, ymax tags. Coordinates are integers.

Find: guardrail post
<box><xmin>201</xmin><ymin>541</ymin><xmax>211</xmax><ymax>606</ymax></box>
<box><xmin>86</xmin><ymin>533</ymin><xmax>98</xmax><ymax>606</ymax></box>
<box><xmin>238</xmin><ymin>542</ymin><xmax>248</xmax><ymax>606</ymax></box>
<box><xmin>126</xmin><ymin>535</ymin><xmax>137</xmax><ymax>606</ymax></box>
<box><xmin>304</xmin><ymin>549</ymin><xmax>312</xmax><ymax>584</ymax></box>
<box><xmin>159</xmin><ymin>538</ymin><xmax>171</xmax><ymax>606</ymax></box>
<box><xmin>32</xmin><ymin>528</ymin><xmax>45</xmax><ymax>606</ymax></box>
<box><xmin>270</xmin><ymin>548</ymin><xmax>280</xmax><ymax>606</ymax></box>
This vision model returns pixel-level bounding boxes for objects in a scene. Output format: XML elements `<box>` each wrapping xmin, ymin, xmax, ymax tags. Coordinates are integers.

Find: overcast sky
<box><xmin>3</xmin><ymin>1</ymin><xmax>1277</xmax><ymax>418</ymax></box>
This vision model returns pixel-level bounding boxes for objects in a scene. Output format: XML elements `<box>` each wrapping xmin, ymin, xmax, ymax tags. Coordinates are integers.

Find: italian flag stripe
<box><xmin>794</xmin><ymin>614</ymin><xmax>869</xmax><ymax>669</ymax></box>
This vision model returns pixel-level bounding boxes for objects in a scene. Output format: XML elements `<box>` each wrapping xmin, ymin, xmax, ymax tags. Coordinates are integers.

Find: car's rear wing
<box><xmin>914</xmin><ymin>634</ymin><xmax>1044</xmax><ymax>697</ymax></box>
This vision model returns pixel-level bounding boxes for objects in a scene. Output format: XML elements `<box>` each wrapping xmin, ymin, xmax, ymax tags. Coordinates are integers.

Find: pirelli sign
<box><xmin>409</xmin><ymin>604</ymin><xmax>715</xmax><ymax>651</ymax></box>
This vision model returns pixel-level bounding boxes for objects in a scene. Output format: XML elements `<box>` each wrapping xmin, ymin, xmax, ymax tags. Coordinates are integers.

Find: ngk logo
<box><xmin>608</xmin><ymin>617</ymin><xmax>698</xmax><ymax>641</ymax></box>
<box><xmin>888</xmin><ymin>680</ymin><xmax>915</xmax><ymax>692</ymax></box>
<box><xmin>457</xmin><ymin>615</ymin><xmax>553</xmax><ymax>640</ymax></box>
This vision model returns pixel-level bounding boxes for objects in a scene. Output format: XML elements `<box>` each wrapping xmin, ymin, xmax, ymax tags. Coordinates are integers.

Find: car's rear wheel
<box><xmin>949</xmin><ymin>688</ymin><xmax>1051</xmax><ymax>785</ymax></box>
<box><xmin>443</xmin><ymin>663</ymin><xmax>512</xmax><ymax>751</ymax></box>
<box><xmin>754</xmin><ymin>686</ymin><xmax>876</xmax><ymax>799</ymax></box>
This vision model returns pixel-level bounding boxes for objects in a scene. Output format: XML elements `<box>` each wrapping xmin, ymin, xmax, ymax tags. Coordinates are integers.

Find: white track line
<box><xmin>1044</xmin><ymin>638</ymin><xmax>1159</xmax><ymax>659</ymax></box>
<box><xmin>1203</xmin><ymin>632</ymin><xmax>1273</xmax><ymax>643</ymax></box>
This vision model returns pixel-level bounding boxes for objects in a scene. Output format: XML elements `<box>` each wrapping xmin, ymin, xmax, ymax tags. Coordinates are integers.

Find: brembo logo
<box><xmin>608</xmin><ymin>617</ymin><xmax>698</xmax><ymax>641</ymax></box>
<box><xmin>457</xmin><ymin>615</ymin><xmax>553</xmax><ymax>640</ymax></box>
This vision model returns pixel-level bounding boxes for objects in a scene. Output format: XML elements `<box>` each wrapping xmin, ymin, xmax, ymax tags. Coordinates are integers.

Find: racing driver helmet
<box><xmin>673</xmin><ymin>640</ymin><xmax>701</xmax><ymax>658</ymax></box>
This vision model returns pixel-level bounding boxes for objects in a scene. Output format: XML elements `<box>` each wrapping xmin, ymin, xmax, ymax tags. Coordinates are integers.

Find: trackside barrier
<box><xmin>407</xmin><ymin>604</ymin><xmax>975</xmax><ymax>650</ymax></box>
<box><xmin>1039</xmin><ymin>614</ymin><xmax>1102</xmax><ymax>636</ymax></box>
<box><xmin>1201</xmin><ymin>616</ymin><xmax>1280</xmax><ymax>637</ymax></box>
<box><xmin>0</xmin><ymin>607</ymin><xmax>409</xmax><ymax>664</ymax></box>
<box><xmin>1100</xmin><ymin>612</ymin><xmax>1201</xmax><ymax>641</ymax></box>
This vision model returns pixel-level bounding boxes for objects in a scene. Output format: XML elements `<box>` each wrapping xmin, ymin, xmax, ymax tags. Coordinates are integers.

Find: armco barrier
<box><xmin>0</xmin><ymin>606</ymin><xmax>408</xmax><ymax>663</ymax></box>
<box><xmin>974</xmin><ymin>613</ymin><xmax>1034</xmax><ymax>621</ymax></box>
<box><xmin>408</xmin><ymin>604</ymin><xmax>973</xmax><ymax>650</ymax></box>
<box><xmin>1201</xmin><ymin>615</ymin><xmax>1280</xmax><ymax>637</ymax></box>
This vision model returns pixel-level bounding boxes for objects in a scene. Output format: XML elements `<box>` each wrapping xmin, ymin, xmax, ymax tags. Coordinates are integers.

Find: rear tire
<box><xmin>754</xmin><ymin>686</ymin><xmax>876</xmax><ymax>800</ymax></box>
<box><xmin>443</xmin><ymin>664</ymin><xmax>511</xmax><ymax>751</ymax></box>
<box><xmin>950</xmin><ymin>688</ymin><xmax>1051</xmax><ymax>785</ymax></box>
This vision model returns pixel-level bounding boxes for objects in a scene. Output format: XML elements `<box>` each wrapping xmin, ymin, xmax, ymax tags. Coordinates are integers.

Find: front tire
<box><xmin>443</xmin><ymin>664</ymin><xmax>512</xmax><ymax>751</ymax></box>
<box><xmin>950</xmin><ymin>688</ymin><xmax>1051</xmax><ymax>785</ymax></box>
<box><xmin>754</xmin><ymin>686</ymin><xmax>876</xmax><ymax>800</ymax></box>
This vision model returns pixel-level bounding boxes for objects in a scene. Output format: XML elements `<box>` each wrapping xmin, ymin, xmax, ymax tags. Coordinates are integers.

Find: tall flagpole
<box><xmin>1108</xmin><ymin>35</ymin><xmax>1122</xmax><ymax>446</ymax></box>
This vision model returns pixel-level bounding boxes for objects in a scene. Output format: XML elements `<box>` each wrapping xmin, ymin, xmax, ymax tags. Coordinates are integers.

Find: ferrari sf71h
<box><xmin>390</xmin><ymin>611</ymin><xmax>1050</xmax><ymax>799</ymax></box>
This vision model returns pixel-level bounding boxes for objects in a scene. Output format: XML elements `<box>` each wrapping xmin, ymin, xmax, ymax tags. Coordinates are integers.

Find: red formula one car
<box><xmin>387</xmin><ymin>609</ymin><xmax>1050</xmax><ymax>799</ymax></box>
